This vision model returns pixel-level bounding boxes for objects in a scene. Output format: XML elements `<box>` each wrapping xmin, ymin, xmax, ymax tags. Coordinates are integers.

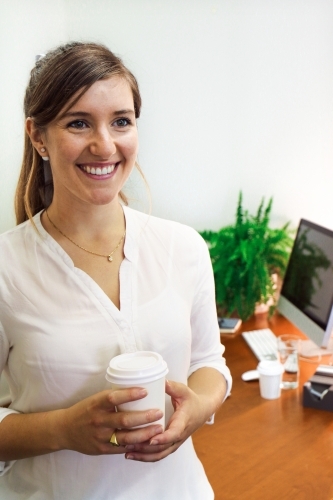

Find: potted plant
<box><xmin>200</xmin><ymin>192</ymin><xmax>294</xmax><ymax>321</ymax></box>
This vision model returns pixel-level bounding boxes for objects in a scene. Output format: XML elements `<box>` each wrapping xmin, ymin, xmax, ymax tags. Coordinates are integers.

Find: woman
<box><xmin>0</xmin><ymin>42</ymin><xmax>232</xmax><ymax>499</ymax></box>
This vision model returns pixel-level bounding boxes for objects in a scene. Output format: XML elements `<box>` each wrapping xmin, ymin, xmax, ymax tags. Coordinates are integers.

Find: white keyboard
<box><xmin>242</xmin><ymin>328</ymin><xmax>278</xmax><ymax>361</ymax></box>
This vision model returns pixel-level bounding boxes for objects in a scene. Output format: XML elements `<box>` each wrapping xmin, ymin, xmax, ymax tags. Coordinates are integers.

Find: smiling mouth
<box><xmin>79</xmin><ymin>163</ymin><xmax>119</xmax><ymax>176</ymax></box>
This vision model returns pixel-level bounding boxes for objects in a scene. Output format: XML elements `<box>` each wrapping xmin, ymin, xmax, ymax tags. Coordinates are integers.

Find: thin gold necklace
<box><xmin>45</xmin><ymin>210</ymin><xmax>126</xmax><ymax>263</ymax></box>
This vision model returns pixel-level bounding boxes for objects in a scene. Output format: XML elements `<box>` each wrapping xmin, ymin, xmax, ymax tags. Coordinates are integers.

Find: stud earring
<box><xmin>40</xmin><ymin>147</ymin><xmax>49</xmax><ymax>161</ymax></box>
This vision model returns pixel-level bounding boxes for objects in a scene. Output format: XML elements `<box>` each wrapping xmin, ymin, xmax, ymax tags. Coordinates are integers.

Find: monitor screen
<box><xmin>278</xmin><ymin>219</ymin><xmax>333</xmax><ymax>349</ymax></box>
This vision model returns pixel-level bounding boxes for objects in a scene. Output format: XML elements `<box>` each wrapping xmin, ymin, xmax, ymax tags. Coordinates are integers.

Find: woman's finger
<box><xmin>110</xmin><ymin>407</ymin><xmax>164</xmax><ymax>430</ymax></box>
<box><xmin>101</xmin><ymin>387</ymin><xmax>148</xmax><ymax>408</ymax></box>
<box><xmin>125</xmin><ymin>441</ymin><xmax>179</xmax><ymax>462</ymax></box>
<box><xmin>110</xmin><ymin>423</ymin><xmax>164</xmax><ymax>448</ymax></box>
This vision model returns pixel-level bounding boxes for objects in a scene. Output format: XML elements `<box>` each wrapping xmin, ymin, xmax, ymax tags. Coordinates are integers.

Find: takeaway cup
<box><xmin>257</xmin><ymin>360</ymin><xmax>284</xmax><ymax>400</ymax></box>
<box><xmin>105</xmin><ymin>351</ymin><xmax>169</xmax><ymax>428</ymax></box>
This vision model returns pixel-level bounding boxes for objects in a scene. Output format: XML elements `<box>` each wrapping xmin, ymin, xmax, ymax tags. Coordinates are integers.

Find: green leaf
<box><xmin>198</xmin><ymin>192</ymin><xmax>295</xmax><ymax>321</ymax></box>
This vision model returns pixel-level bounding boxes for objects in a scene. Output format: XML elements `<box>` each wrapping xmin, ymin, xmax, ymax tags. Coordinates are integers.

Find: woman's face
<box><xmin>33</xmin><ymin>76</ymin><xmax>139</xmax><ymax>209</ymax></box>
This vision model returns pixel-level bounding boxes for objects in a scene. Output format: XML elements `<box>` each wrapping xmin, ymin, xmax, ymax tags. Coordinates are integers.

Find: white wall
<box><xmin>1</xmin><ymin>0</ymin><xmax>333</xmax><ymax>235</ymax></box>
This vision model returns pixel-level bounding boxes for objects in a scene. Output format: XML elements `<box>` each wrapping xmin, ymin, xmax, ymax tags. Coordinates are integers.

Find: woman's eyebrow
<box><xmin>113</xmin><ymin>109</ymin><xmax>135</xmax><ymax>115</ymax></box>
<box><xmin>61</xmin><ymin>111</ymin><xmax>91</xmax><ymax>119</ymax></box>
<box><xmin>60</xmin><ymin>109</ymin><xmax>135</xmax><ymax>119</ymax></box>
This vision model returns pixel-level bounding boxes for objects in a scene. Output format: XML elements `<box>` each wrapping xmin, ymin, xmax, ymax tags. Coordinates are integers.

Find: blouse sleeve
<box><xmin>0</xmin><ymin>319</ymin><xmax>19</xmax><ymax>475</ymax></box>
<box><xmin>188</xmin><ymin>232</ymin><xmax>232</xmax><ymax>400</ymax></box>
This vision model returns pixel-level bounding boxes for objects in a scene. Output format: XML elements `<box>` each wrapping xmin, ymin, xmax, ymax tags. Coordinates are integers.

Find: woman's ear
<box><xmin>26</xmin><ymin>118</ymin><xmax>48</xmax><ymax>158</ymax></box>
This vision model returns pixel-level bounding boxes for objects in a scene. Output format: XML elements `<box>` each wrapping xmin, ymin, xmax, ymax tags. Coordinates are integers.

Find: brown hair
<box><xmin>15</xmin><ymin>41</ymin><xmax>142</xmax><ymax>225</ymax></box>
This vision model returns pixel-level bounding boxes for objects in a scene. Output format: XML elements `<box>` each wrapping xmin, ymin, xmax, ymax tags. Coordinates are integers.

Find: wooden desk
<box><xmin>192</xmin><ymin>313</ymin><xmax>333</xmax><ymax>500</ymax></box>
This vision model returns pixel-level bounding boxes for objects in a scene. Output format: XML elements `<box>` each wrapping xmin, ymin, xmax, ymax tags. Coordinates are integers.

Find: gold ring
<box><xmin>110</xmin><ymin>431</ymin><xmax>120</xmax><ymax>447</ymax></box>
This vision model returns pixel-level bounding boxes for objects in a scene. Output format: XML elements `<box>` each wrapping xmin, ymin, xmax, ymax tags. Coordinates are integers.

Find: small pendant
<box><xmin>108</xmin><ymin>255</ymin><xmax>113</xmax><ymax>262</ymax></box>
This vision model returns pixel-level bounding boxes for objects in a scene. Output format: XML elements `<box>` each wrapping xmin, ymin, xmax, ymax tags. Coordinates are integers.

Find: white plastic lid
<box><xmin>257</xmin><ymin>360</ymin><xmax>284</xmax><ymax>376</ymax></box>
<box><xmin>105</xmin><ymin>351</ymin><xmax>168</xmax><ymax>385</ymax></box>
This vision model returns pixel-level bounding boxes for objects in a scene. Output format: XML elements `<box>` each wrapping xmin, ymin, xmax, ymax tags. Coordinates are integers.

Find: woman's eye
<box><xmin>68</xmin><ymin>120</ymin><xmax>87</xmax><ymax>129</ymax></box>
<box><xmin>114</xmin><ymin>118</ymin><xmax>131</xmax><ymax>127</ymax></box>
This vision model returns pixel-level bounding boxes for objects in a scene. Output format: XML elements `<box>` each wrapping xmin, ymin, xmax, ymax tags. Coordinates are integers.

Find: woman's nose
<box><xmin>89</xmin><ymin>128</ymin><xmax>116</xmax><ymax>158</ymax></box>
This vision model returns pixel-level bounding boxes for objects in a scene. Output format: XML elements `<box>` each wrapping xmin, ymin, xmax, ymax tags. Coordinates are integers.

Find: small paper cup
<box><xmin>105</xmin><ymin>351</ymin><xmax>169</xmax><ymax>428</ymax></box>
<box><xmin>257</xmin><ymin>360</ymin><xmax>284</xmax><ymax>400</ymax></box>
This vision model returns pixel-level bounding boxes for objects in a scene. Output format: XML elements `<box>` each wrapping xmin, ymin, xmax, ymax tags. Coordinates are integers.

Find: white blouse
<box><xmin>0</xmin><ymin>206</ymin><xmax>231</xmax><ymax>500</ymax></box>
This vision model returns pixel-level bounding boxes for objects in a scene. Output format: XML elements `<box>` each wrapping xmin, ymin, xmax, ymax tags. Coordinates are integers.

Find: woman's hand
<box><xmin>122</xmin><ymin>380</ymin><xmax>205</xmax><ymax>462</ymax></box>
<box><xmin>58</xmin><ymin>387</ymin><xmax>164</xmax><ymax>456</ymax></box>
<box><xmin>122</xmin><ymin>368</ymin><xmax>227</xmax><ymax>463</ymax></box>
<box><xmin>0</xmin><ymin>387</ymin><xmax>165</xmax><ymax>462</ymax></box>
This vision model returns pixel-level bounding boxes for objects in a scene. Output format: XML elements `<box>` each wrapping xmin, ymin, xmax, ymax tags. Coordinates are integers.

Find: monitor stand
<box><xmin>300</xmin><ymin>336</ymin><xmax>333</xmax><ymax>361</ymax></box>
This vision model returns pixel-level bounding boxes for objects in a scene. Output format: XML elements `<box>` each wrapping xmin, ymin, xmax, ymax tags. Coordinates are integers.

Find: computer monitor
<box><xmin>278</xmin><ymin>218</ymin><xmax>333</xmax><ymax>356</ymax></box>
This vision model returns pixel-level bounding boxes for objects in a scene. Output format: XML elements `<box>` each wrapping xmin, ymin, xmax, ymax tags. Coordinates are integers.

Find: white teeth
<box><xmin>82</xmin><ymin>164</ymin><xmax>116</xmax><ymax>175</ymax></box>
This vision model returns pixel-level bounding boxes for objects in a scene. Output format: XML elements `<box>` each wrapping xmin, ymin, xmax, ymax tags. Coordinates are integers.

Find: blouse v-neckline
<box><xmin>33</xmin><ymin>207</ymin><xmax>137</xmax><ymax>318</ymax></box>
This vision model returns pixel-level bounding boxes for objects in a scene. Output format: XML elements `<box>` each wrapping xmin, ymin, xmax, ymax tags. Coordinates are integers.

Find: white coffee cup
<box><xmin>257</xmin><ymin>360</ymin><xmax>284</xmax><ymax>400</ymax></box>
<box><xmin>105</xmin><ymin>351</ymin><xmax>169</xmax><ymax>428</ymax></box>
